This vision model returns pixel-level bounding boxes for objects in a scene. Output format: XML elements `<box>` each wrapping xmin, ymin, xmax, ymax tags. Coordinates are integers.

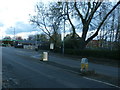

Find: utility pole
<box><xmin>10</xmin><ymin>27</ymin><xmax>15</xmax><ymax>40</ymax></box>
<box><xmin>14</xmin><ymin>27</ymin><xmax>15</xmax><ymax>40</ymax></box>
<box><xmin>62</xmin><ymin>2</ymin><xmax>66</xmax><ymax>54</ymax></box>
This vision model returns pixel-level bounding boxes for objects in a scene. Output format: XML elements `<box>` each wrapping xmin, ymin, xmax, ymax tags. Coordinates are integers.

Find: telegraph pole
<box><xmin>14</xmin><ymin>27</ymin><xmax>15</xmax><ymax>40</ymax></box>
<box><xmin>62</xmin><ymin>2</ymin><xmax>66</xmax><ymax>54</ymax></box>
<box><xmin>10</xmin><ymin>27</ymin><xmax>15</xmax><ymax>40</ymax></box>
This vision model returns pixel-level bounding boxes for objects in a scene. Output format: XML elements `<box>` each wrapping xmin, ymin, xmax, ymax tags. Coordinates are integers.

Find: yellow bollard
<box><xmin>81</xmin><ymin>63</ymin><xmax>85</xmax><ymax>70</ymax></box>
<box><xmin>85</xmin><ymin>63</ymin><xmax>88</xmax><ymax>71</ymax></box>
<box><xmin>80</xmin><ymin>58</ymin><xmax>88</xmax><ymax>72</ymax></box>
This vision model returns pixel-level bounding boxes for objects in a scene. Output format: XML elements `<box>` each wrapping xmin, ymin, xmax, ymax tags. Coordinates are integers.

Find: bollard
<box><xmin>40</xmin><ymin>53</ymin><xmax>43</xmax><ymax>61</ymax></box>
<box><xmin>43</xmin><ymin>52</ymin><xmax>48</xmax><ymax>61</ymax></box>
<box><xmin>80</xmin><ymin>58</ymin><xmax>88</xmax><ymax>72</ymax></box>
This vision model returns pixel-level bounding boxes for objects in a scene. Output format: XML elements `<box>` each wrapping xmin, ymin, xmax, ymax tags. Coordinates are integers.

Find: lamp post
<box><xmin>62</xmin><ymin>2</ymin><xmax>66</xmax><ymax>54</ymax></box>
<box><xmin>10</xmin><ymin>27</ymin><xmax>15</xmax><ymax>40</ymax></box>
<box><xmin>0</xmin><ymin>29</ymin><xmax>3</xmax><ymax>40</ymax></box>
<box><xmin>14</xmin><ymin>27</ymin><xmax>15</xmax><ymax>40</ymax></box>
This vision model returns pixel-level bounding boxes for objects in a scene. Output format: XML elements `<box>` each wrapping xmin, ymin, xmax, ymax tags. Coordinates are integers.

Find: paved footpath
<box><xmin>31</xmin><ymin>50</ymin><xmax>119</xmax><ymax>78</ymax></box>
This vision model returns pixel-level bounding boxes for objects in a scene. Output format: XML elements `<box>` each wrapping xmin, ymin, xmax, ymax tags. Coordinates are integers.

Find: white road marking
<box><xmin>57</xmin><ymin>68</ymin><xmax>120</xmax><ymax>88</ymax></box>
<box><xmin>31</xmin><ymin>55</ymin><xmax>40</xmax><ymax>59</ymax></box>
<box><xmin>83</xmin><ymin>77</ymin><xmax>120</xmax><ymax>88</ymax></box>
<box><xmin>16</xmin><ymin>53</ymin><xmax>120</xmax><ymax>88</ymax></box>
<box><xmin>31</xmin><ymin>55</ymin><xmax>120</xmax><ymax>88</ymax></box>
<box><xmin>64</xmin><ymin>69</ymin><xmax>120</xmax><ymax>88</ymax></box>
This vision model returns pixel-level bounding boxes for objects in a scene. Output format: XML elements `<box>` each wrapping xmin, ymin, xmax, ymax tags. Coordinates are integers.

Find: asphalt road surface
<box><xmin>2</xmin><ymin>47</ymin><xmax>117</xmax><ymax>88</ymax></box>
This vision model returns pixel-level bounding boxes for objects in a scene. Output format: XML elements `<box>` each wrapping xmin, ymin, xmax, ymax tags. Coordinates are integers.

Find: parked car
<box><xmin>14</xmin><ymin>43</ymin><xmax>23</xmax><ymax>48</ymax></box>
<box><xmin>2</xmin><ymin>43</ymin><xmax>7</xmax><ymax>47</ymax></box>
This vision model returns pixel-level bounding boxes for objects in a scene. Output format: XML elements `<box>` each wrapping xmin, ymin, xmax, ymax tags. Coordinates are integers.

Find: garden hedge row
<box><xmin>63</xmin><ymin>49</ymin><xmax>119</xmax><ymax>60</ymax></box>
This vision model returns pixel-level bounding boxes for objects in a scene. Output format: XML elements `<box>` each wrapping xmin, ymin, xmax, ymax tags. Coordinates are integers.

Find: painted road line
<box><xmin>55</xmin><ymin>67</ymin><xmax>120</xmax><ymax>88</ymax></box>
<box><xmin>63</xmin><ymin>68</ymin><xmax>120</xmax><ymax>88</ymax></box>
<box><xmin>64</xmin><ymin>68</ymin><xmax>120</xmax><ymax>88</ymax></box>
<box><xmin>83</xmin><ymin>77</ymin><xmax>120</xmax><ymax>88</ymax></box>
<box><xmin>31</xmin><ymin>55</ymin><xmax>40</xmax><ymax>59</ymax></box>
<box><xmin>31</xmin><ymin>55</ymin><xmax>120</xmax><ymax>88</ymax></box>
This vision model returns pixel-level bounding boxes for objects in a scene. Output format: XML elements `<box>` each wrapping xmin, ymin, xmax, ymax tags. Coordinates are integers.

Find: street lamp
<box><xmin>10</xmin><ymin>27</ymin><xmax>15</xmax><ymax>40</ymax></box>
<box><xmin>0</xmin><ymin>29</ymin><xmax>3</xmax><ymax>40</ymax></box>
<box><xmin>62</xmin><ymin>2</ymin><xmax>66</xmax><ymax>54</ymax></box>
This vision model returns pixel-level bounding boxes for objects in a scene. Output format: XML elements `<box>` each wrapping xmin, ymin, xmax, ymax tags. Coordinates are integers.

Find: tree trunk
<box><xmin>82</xmin><ymin>22</ymin><xmax>89</xmax><ymax>41</ymax></box>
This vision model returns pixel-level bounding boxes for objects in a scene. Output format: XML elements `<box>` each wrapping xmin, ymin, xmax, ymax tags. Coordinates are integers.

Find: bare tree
<box><xmin>30</xmin><ymin>2</ymin><xmax>63</xmax><ymax>49</ymax></box>
<box><xmin>30</xmin><ymin>2</ymin><xmax>53</xmax><ymax>41</ymax></box>
<box><xmin>65</xmin><ymin>0</ymin><xmax>120</xmax><ymax>49</ymax></box>
<box><xmin>115</xmin><ymin>6</ymin><xmax>120</xmax><ymax>50</ymax></box>
<box><xmin>30</xmin><ymin>1</ymin><xmax>120</xmax><ymax>50</ymax></box>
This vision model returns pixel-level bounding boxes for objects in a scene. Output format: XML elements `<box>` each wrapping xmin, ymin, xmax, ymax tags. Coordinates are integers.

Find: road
<box><xmin>2</xmin><ymin>47</ymin><xmax>116</xmax><ymax>88</ymax></box>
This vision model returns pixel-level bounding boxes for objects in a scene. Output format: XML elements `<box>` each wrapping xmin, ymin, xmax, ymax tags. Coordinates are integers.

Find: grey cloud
<box><xmin>0</xmin><ymin>22</ymin><xmax>4</xmax><ymax>27</ymax></box>
<box><xmin>5</xmin><ymin>21</ymin><xmax>39</xmax><ymax>35</ymax></box>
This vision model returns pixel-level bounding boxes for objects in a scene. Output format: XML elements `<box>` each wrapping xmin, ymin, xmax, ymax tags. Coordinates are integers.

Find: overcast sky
<box><xmin>0</xmin><ymin>0</ymin><xmax>54</xmax><ymax>39</ymax></box>
<box><xmin>0</xmin><ymin>0</ymin><xmax>119</xmax><ymax>40</ymax></box>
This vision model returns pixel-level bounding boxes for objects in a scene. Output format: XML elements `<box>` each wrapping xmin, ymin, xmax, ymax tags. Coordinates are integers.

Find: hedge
<box><xmin>63</xmin><ymin>49</ymin><xmax>119</xmax><ymax>60</ymax></box>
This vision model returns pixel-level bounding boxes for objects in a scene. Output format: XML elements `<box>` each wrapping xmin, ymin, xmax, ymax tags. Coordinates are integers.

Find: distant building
<box><xmin>86</xmin><ymin>40</ymin><xmax>99</xmax><ymax>48</ymax></box>
<box><xmin>86</xmin><ymin>39</ymin><xmax>117</xmax><ymax>50</ymax></box>
<box><xmin>0</xmin><ymin>39</ymin><xmax>14</xmax><ymax>46</ymax></box>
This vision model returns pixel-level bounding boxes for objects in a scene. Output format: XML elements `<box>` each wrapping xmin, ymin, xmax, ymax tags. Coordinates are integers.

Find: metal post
<box><xmin>14</xmin><ymin>27</ymin><xmax>15</xmax><ymax>40</ymax></box>
<box><xmin>35</xmin><ymin>34</ymin><xmax>38</xmax><ymax>50</ymax></box>
<box><xmin>10</xmin><ymin>27</ymin><xmax>15</xmax><ymax>40</ymax></box>
<box><xmin>36</xmin><ymin>34</ymin><xmax>37</xmax><ymax>45</ymax></box>
<box><xmin>62</xmin><ymin>3</ymin><xmax>65</xmax><ymax>54</ymax></box>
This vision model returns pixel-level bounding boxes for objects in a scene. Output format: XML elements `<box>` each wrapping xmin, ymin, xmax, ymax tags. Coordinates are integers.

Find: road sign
<box><xmin>50</xmin><ymin>43</ymin><xmax>54</xmax><ymax>49</ymax></box>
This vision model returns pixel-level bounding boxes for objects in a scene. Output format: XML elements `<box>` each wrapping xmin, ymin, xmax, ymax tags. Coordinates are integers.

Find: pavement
<box><xmin>31</xmin><ymin>50</ymin><xmax>119</xmax><ymax>79</ymax></box>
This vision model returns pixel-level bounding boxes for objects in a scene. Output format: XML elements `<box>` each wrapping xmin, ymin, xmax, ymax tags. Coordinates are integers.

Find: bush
<box><xmin>64</xmin><ymin>49</ymin><xmax>119</xmax><ymax>60</ymax></box>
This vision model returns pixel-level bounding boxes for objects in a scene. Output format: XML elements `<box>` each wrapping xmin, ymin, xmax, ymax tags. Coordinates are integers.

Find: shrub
<box><xmin>64</xmin><ymin>49</ymin><xmax>119</xmax><ymax>60</ymax></box>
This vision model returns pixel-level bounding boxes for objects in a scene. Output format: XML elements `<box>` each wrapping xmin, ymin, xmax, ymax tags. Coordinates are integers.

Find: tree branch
<box><xmin>74</xmin><ymin>2</ymin><xmax>84</xmax><ymax>24</ymax></box>
<box><xmin>87</xmin><ymin>0</ymin><xmax>103</xmax><ymax>25</ymax></box>
<box><xmin>86</xmin><ymin>1</ymin><xmax>120</xmax><ymax>44</ymax></box>
<box><xmin>85</xmin><ymin>2</ymin><xmax>91</xmax><ymax>20</ymax></box>
<box><xmin>42</xmin><ymin>17</ymin><xmax>51</xmax><ymax>36</ymax></box>
<box><xmin>66</xmin><ymin>2</ymin><xmax>76</xmax><ymax>37</ymax></box>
